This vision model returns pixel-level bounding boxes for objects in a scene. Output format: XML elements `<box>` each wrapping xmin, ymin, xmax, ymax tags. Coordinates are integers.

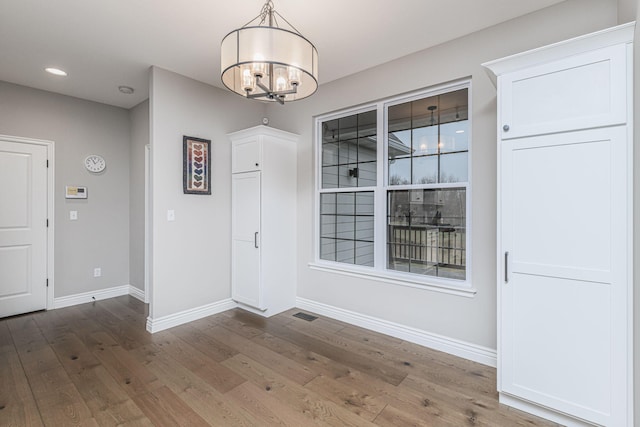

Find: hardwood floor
<box><xmin>0</xmin><ymin>296</ymin><xmax>559</xmax><ymax>426</ymax></box>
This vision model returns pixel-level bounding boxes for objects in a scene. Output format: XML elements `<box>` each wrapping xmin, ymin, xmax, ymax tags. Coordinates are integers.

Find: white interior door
<box><xmin>0</xmin><ymin>139</ymin><xmax>48</xmax><ymax>317</ymax></box>
<box><xmin>231</xmin><ymin>171</ymin><xmax>263</xmax><ymax>309</ymax></box>
<box><xmin>500</xmin><ymin>126</ymin><xmax>628</xmax><ymax>426</ymax></box>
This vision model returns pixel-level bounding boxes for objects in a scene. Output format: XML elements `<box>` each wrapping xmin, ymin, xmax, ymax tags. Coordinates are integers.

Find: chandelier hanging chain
<box><xmin>239</xmin><ymin>0</ymin><xmax>274</xmax><ymax>29</ymax></box>
<box><xmin>247</xmin><ymin>0</ymin><xmax>305</xmax><ymax>37</ymax></box>
<box><xmin>259</xmin><ymin>0</ymin><xmax>275</xmax><ymax>26</ymax></box>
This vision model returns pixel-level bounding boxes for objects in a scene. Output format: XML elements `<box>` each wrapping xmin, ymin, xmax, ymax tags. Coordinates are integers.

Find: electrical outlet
<box><xmin>93</xmin><ymin>268</ymin><xmax>101</xmax><ymax>277</ymax></box>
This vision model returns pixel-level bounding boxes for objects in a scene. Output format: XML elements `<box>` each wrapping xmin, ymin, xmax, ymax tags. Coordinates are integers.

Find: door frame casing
<box><xmin>0</xmin><ymin>134</ymin><xmax>55</xmax><ymax>309</ymax></box>
<box><xmin>144</xmin><ymin>143</ymin><xmax>150</xmax><ymax>303</ymax></box>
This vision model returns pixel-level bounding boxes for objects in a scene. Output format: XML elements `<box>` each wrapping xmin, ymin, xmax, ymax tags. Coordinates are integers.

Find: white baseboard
<box><xmin>295</xmin><ymin>297</ymin><xmax>497</xmax><ymax>367</ymax></box>
<box><xmin>53</xmin><ymin>285</ymin><xmax>131</xmax><ymax>309</ymax></box>
<box><xmin>128</xmin><ymin>285</ymin><xmax>146</xmax><ymax>302</ymax></box>
<box><xmin>53</xmin><ymin>284</ymin><xmax>147</xmax><ymax>309</ymax></box>
<box><xmin>146</xmin><ymin>298</ymin><xmax>237</xmax><ymax>333</ymax></box>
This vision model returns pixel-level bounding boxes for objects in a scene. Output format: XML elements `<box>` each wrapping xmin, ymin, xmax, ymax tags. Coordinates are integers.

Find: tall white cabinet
<box><xmin>229</xmin><ymin>125</ymin><xmax>298</xmax><ymax>317</ymax></box>
<box><xmin>484</xmin><ymin>23</ymin><xmax>634</xmax><ymax>427</ymax></box>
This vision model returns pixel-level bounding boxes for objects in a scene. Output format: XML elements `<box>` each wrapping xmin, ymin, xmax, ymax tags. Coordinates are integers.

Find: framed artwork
<box><xmin>183</xmin><ymin>136</ymin><xmax>211</xmax><ymax>195</ymax></box>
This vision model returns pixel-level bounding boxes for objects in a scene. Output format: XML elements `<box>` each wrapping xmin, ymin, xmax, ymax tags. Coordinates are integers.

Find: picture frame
<box><xmin>183</xmin><ymin>136</ymin><xmax>211</xmax><ymax>195</ymax></box>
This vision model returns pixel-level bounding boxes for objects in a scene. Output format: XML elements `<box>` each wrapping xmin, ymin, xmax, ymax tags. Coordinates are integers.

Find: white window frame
<box><xmin>311</xmin><ymin>79</ymin><xmax>475</xmax><ymax>297</ymax></box>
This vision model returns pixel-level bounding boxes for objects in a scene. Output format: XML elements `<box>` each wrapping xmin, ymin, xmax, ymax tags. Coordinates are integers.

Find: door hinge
<box><xmin>46</xmin><ymin>279</ymin><xmax>49</xmax><ymax>287</ymax></box>
<box><xmin>46</xmin><ymin>219</ymin><xmax>49</xmax><ymax>227</ymax></box>
<box><xmin>504</xmin><ymin>251</ymin><xmax>509</xmax><ymax>283</ymax></box>
<box><xmin>46</xmin><ymin>159</ymin><xmax>49</xmax><ymax>168</ymax></box>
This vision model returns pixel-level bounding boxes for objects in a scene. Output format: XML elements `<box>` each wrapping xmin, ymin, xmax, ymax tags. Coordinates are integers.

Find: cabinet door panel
<box><xmin>232</xmin><ymin>138</ymin><xmax>261</xmax><ymax>173</ymax></box>
<box><xmin>500</xmin><ymin>44</ymin><xmax>627</xmax><ymax>139</ymax></box>
<box><xmin>500</xmin><ymin>127</ymin><xmax>628</xmax><ymax>426</ymax></box>
<box><xmin>231</xmin><ymin>171</ymin><xmax>263</xmax><ymax>309</ymax></box>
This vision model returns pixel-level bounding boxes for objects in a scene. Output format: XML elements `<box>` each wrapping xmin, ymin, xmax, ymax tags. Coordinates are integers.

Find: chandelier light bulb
<box><xmin>241</xmin><ymin>66</ymin><xmax>255</xmax><ymax>92</ymax></box>
<box><xmin>288</xmin><ymin>67</ymin><xmax>301</xmax><ymax>86</ymax></box>
<box><xmin>276</xmin><ymin>76</ymin><xmax>287</xmax><ymax>92</ymax></box>
<box><xmin>274</xmin><ymin>66</ymin><xmax>288</xmax><ymax>91</ymax></box>
<box><xmin>252</xmin><ymin>55</ymin><xmax>267</xmax><ymax>78</ymax></box>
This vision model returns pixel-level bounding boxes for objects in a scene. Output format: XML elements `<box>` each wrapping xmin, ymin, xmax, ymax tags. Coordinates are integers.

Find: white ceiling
<box><xmin>0</xmin><ymin>0</ymin><xmax>566</xmax><ymax>109</ymax></box>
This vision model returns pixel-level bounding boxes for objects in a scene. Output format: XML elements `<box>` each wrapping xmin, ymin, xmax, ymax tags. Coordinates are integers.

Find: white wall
<box><xmin>266</xmin><ymin>0</ymin><xmax>618</xmax><ymax>350</ymax></box>
<box><xmin>129</xmin><ymin>100</ymin><xmax>149</xmax><ymax>292</ymax></box>
<box><xmin>149</xmin><ymin>67</ymin><xmax>265</xmax><ymax>319</ymax></box>
<box><xmin>0</xmin><ymin>81</ymin><xmax>130</xmax><ymax>297</ymax></box>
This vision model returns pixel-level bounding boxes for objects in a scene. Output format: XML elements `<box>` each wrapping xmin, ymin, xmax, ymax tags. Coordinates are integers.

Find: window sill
<box><xmin>307</xmin><ymin>261</ymin><xmax>477</xmax><ymax>298</ymax></box>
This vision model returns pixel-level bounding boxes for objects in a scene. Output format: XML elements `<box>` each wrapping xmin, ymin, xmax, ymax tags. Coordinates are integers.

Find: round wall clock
<box><xmin>84</xmin><ymin>154</ymin><xmax>106</xmax><ymax>173</ymax></box>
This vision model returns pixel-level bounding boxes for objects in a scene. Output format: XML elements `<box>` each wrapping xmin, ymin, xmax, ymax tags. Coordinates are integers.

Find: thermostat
<box><xmin>65</xmin><ymin>186</ymin><xmax>88</xmax><ymax>199</ymax></box>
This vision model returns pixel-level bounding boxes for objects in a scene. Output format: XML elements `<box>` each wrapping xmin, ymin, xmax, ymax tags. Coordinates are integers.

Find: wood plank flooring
<box><xmin>0</xmin><ymin>296</ymin><xmax>559</xmax><ymax>426</ymax></box>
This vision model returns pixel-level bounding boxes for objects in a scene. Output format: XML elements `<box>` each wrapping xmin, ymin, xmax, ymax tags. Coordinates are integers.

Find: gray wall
<box><xmin>266</xmin><ymin>0</ymin><xmax>618</xmax><ymax>350</ymax></box>
<box><xmin>0</xmin><ymin>81</ymin><xmax>130</xmax><ymax>297</ymax></box>
<box><xmin>129</xmin><ymin>100</ymin><xmax>149</xmax><ymax>293</ymax></box>
<box><xmin>618</xmin><ymin>0</ymin><xmax>637</xmax><ymax>22</ymax></box>
<box><xmin>149</xmin><ymin>67</ymin><xmax>265</xmax><ymax>319</ymax></box>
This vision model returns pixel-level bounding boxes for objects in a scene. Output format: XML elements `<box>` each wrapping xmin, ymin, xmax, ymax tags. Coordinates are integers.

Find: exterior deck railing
<box><xmin>388</xmin><ymin>224</ymin><xmax>465</xmax><ymax>268</ymax></box>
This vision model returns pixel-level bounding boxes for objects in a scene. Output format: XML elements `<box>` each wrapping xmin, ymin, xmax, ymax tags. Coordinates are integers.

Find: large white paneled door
<box><xmin>231</xmin><ymin>171</ymin><xmax>262</xmax><ymax>309</ymax></box>
<box><xmin>485</xmin><ymin>23</ymin><xmax>633</xmax><ymax>426</ymax></box>
<box><xmin>0</xmin><ymin>137</ymin><xmax>49</xmax><ymax>318</ymax></box>
<box><xmin>500</xmin><ymin>127</ymin><xmax>629</xmax><ymax>425</ymax></box>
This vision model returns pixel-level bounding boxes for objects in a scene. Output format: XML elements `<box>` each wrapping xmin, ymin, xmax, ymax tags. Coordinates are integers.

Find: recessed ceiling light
<box><xmin>456</xmin><ymin>130</ymin><xmax>465</xmax><ymax>134</ymax></box>
<box><xmin>45</xmin><ymin>67</ymin><xmax>67</xmax><ymax>76</ymax></box>
<box><xmin>118</xmin><ymin>86</ymin><xmax>135</xmax><ymax>94</ymax></box>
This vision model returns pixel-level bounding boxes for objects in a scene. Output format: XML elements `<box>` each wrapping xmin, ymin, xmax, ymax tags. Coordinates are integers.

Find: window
<box><xmin>320</xmin><ymin>110</ymin><xmax>377</xmax><ymax>266</ymax></box>
<box><xmin>316</xmin><ymin>82</ymin><xmax>471</xmax><ymax>289</ymax></box>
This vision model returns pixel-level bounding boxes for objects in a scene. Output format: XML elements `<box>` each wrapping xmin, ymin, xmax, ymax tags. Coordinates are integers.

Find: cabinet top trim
<box><xmin>482</xmin><ymin>21</ymin><xmax>635</xmax><ymax>84</ymax></box>
<box><xmin>227</xmin><ymin>125</ymin><xmax>299</xmax><ymax>142</ymax></box>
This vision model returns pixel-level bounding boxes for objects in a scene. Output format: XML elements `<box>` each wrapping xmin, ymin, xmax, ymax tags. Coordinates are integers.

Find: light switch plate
<box><xmin>70</xmin><ymin>210</ymin><xmax>78</xmax><ymax>220</ymax></box>
<box><xmin>167</xmin><ymin>210</ymin><xmax>175</xmax><ymax>221</ymax></box>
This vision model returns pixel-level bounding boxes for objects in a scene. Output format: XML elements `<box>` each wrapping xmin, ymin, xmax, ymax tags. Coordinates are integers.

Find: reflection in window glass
<box><xmin>440</xmin><ymin>121</ymin><xmax>469</xmax><ymax>153</ymax></box>
<box><xmin>440</xmin><ymin>152</ymin><xmax>468</xmax><ymax>183</ymax></box>
<box><xmin>322</xmin><ymin>110</ymin><xmax>377</xmax><ymax>189</ymax></box>
<box><xmin>320</xmin><ymin>192</ymin><xmax>374</xmax><ymax>266</ymax></box>
<box><xmin>413</xmin><ymin>126</ymin><xmax>439</xmax><ymax>156</ymax></box>
<box><xmin>412</xmin><ymin>156</ymin><xmax>438</xmax><ymax>184</ymax></box>
<box><xmin>387</xmin><ymin>189</ymin><xmax>466</xmax><ymax>280</ymax></box>
<box><xmin>389</xmin><ymin>156</ymin><xmax>411</xmax><ymax>185</ymax></box>
<box><xmin>388</xmin><ymin>88</ymin><xmax>468</xmax><ymax>186</ymax></box>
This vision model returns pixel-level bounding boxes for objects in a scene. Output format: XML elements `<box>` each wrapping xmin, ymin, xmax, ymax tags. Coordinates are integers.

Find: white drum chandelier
<box><xmin>220</xmin><ymin>0</ymin><xmax>318</xmax><ymax>104</ymax></box>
